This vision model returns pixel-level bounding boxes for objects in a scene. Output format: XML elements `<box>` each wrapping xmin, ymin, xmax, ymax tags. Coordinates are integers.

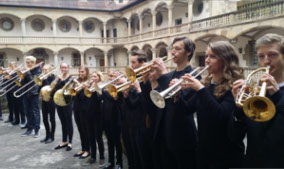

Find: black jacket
<box><xmin>179</xmin><ymin>84</ymin><xmax>245</xmax><ymax>168</ymax></box>
<box><xmin>154</xmin><ymin>65</ymin><xmax>198</xmax><ymax>151</ymax></box>
<box><xmin>22</xmin><ymin>66</ymin><xmax>42</xmax><ymax>96</ymax></box>
<box><xmin>234</xmin><ymin>86</ymin><xmax>284</xmax><ymax>168</ymax></box>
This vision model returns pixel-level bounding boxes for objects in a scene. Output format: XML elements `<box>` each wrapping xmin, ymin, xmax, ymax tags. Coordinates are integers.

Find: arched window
<box><xmin>72</xmin><ymin>52</ymin><xmax>81</xmax><ymax>67</ymax></box>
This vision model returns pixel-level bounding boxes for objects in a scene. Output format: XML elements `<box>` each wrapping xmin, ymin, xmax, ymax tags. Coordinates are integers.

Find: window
<box><xmin>31</xmin><ymin>18</ymin><xmax>45</xmax><ymax>32</ymax></box>
<box><xmin>198</xmin><ymin>55</ymin><xmax>205</xmax><ymax>67</ymax></box>
<box><xmin>72</xmin><ymin>52</ymin><xmax>81</xmax><ymax>67</ymax></box>
<box><xmin>0</xmin><ymin>52</ymin><xmax>5</xmax><ymax>67</ymax></box>
<box><xmin>193</xmin><ymin>0</ymin><xmax>204</xmax><ymax>16</ymax></box>
<box><xmin>119</xmin><ymin>0</ymin><xmax>123</xmax><ymax>3</ymax></box>
<box><xmin>175</xmin><ymin>18</ymin><xmax>182</xmax><ymax>25</ymax></box>
<box><xmin>156</xmin><ymin>11</ymin><xmax>163</xmax><ymax>26</ymax></box>
<box><xmin>0</xmin><ymin>17</ymin><xmax>14</xmax><ymax>31</ymax></box>
<box><xmin>59</xmin><ymin>20</ymin><xmax>71</xmax><ymax>32</ymax></box>
<box><xmin>84</xmin><ymin>20</ymin><xmax>95</xmax><ymax>33</ymax></box>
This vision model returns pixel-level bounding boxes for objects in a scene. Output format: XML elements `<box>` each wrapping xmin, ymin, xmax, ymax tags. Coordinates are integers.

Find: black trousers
<box><xmin>57</xmin><ymin>105</ymin><xmax>73</xmax><ymax>143</ymax></box>
<box><xmin>74</xmin><ymin>109</ymin><xmax>89</xmax><ymax>152</ymax></box>
<box><xmin>104</xmin><ymin>120</ymin><xmax>122</xmax><ymax>166</ymax></box>
<box><xmin>0</xmin><ymin>98</ymin><xmax>2</xmax><ymax>118</ymax></box>
<box><xmin>86</xmin><ymin>112</ymin><xmax>105</xmax><ymax>160</ymax></box>
<box><xmin>6</xmin><ymin>92</ymin><xmax>15</xmax><ymax>121</ymax></box>
<box><xmin>42</xmin><ymin>101</ymin><xmax>56</xmax><ymax>136</ymax></box>
<box><xmin>14</xmin><ymin>96</ymin><xmax>25</xmax><ymax>124</ymax></box>
<box><xmin>155</xmin><ymin>140</ymin><xmax>196</xmax><ymax>169</ymax></box>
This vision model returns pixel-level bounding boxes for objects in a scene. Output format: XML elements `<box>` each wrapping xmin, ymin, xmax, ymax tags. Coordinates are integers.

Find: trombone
<box><xmin>13</xmin><ymin>69</ymin><xmax>56</xmax><ymax>98</ymax></box>
<box><xmin>16</xmin><ymin>62</ymin><xmax>44</xmax><ymax>80</ymax></box>
<box><xmin>125</xmin><ymin>56</ymin><xmax>174</xmax><ymax>83</ymax></box>
<box><xmin>150</xmin><ymin>65</ymin><xmax>209</xmax><ymax>109</ymax></box>
<box><xmin>0</xmin><ymin>64</ymin><xmax>23</xmax><ymax>86</ymax></box>
<box><xmin>235</xmin><ymin>66</ymin><xmax>276</xmax><ymax>122</ymax></box>
<box><xmin>107</xmin><ymin>76</ymin><xmax>143</xmax><ymax>99</ymax></box>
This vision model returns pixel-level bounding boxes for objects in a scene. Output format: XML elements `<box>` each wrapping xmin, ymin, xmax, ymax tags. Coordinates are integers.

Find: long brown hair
<box><xmin>78</xmin><ymin>66</ymin><xmax>89</xmax><ymax>83</ymax></box>
<box><xmin>203</xmin><ymin>41</ymin><xmax>243</xmax><ymax>98</ymax></box>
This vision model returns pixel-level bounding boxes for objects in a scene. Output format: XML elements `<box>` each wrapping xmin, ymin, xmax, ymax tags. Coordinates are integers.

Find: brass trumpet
<box><xmin>235</xmin><ymin>66</ymin><xmax>276</xmax><ymax>122</ymax></box>
<box><xmin>150</xmin><ymin>65</ymin><xmax>209</xmax><ymax>109</ymax></box>
<box><xmin>67</xmin><ymin>79</ymin><xmax>92</xmax><ymax>96</ymax></box>
<box><xmin>93</xmin><ymin>74</ymin><xmax>125</xmax><ymax>95</ymax></box>
<box><xmin>125</xmin><ymin>56</ymin><xmax>174</xmax><ymax>83</ymax></box>
<box><xmin>107</xmin><ymin>76</ymin><xmax>143</xmax><ymax>99</ymax></box>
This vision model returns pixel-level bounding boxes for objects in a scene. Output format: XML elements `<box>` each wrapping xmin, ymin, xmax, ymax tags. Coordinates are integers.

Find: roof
<box><xmin>0</xmin><ymin>0</ymin><xmax>145</xmax><ymax>12</ymax></box>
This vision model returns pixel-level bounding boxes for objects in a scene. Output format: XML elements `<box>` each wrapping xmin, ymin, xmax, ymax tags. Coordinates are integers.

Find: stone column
<box><xmin>103</xmin><ymin>22</ymin><xmax>107</xmax><ymax>43</ymax></box>
<box><xmin>152</xmin><ymin>48</ymin><xmax>157</xmax><ymax>59</ymax></box>
<box><xmin>80</xmin><ymin>52</ymin><xmax>85</xmax><ymax>66</ymax></box>
<box><xmin>152</xmin><ymin>11</ymin><xmax>156</xmax><ymax>37</ymax></box>
<box><xmin>104</xmin><ymin>52</ymin><xmax>108</xmax><ymax>67</ymax></box>
<box><xmin>139</xmin><ymin>16</ymin><xmax>143</xmax><ymax>38</ymax></box>
<box><xmin>168</xmin><ymin>5</ymin><xmax>173</xmax><ymax>33</ymax></box>
<box><xmin>21</xmin><ymin>18</ymin><xmax>26</xmax><ymax>36</ymax></box>
<box><xmin>128</xmin><ymin>19</ymin><xmax>131</xmax><ymax>41</ymax></box>
<box><xmin>188</xmin><ymin>0</ymin><xmax>193</xmax><ymax>29</ymax></box>
<box><xmin>54</xmin><ymin>52</ymin><xmax>58</xmax><ymax>67</ymax></box>
<box><xmin>52</xmin><ymin>20</ymin><xmax>57</xmax><ymax>37</ymax></box>
<box><xmin>79</xmin><ymin>21</ymin><xmax>83</xmax><ymax>37</ymax></box>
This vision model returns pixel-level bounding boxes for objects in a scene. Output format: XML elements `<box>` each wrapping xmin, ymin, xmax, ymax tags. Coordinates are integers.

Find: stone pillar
<box><xmin>54</xmin><ymin>52</ymin><xmax>58</xmax><ymax>67</ymax></box>
<box><xmin>103</xmin><ymin>22</ymin><xmax>107</xmax><ymax>43</ymax></box>
<box><xmin>152</xmin><ymin>11</ymin><xmax>156</xmax><ymax>37</ymax></box>
<box><xmin>168</xmin><ymin>5</ymin><xmax>173</xmax><ymax>33</ymax></box>
<box><xmin>21</xmin><ymin>18</ymin><xmax>26</xmax><ymax>36</ymax></box>
<box><xmin>52</xmin><ymin>20</ymin><xmax>57</xmax><ymax>37</ymax></box>
<box><xmin>128</xmin><ymin>19</ymin><xmax>131</xmax><ymax>41</ymax></box>
<box><xmin>139</xmin><ymin>16</ymin><xmax>143</xmax><ymax>36</ymax></box>
<box><xmin>188</xmin><ymin>0</ymin><xmax>193</xmax><ymax>29</ymax></box>
<box><xmin>79</xmin><ymin>21</ymin><xmax>83</xmax><ymax>37</ymax></box>
<box><xmin>80</xmin><ymin>52</ymin><xmax>85</xmax><ymax>66</ymax></box>
<box><xmin>152</xmin><ymin>48</ymin><xmax>157</xmax><ymax>59</ymax></box>
<box><xmin>104</xmin><ymin>52</ymin><xmax>108</xmax><ymax>67</ymax></box>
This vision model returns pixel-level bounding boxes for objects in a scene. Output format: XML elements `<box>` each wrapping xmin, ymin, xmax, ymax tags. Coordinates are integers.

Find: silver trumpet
<box><xmin>94</xmin><ymin>74</ymin><xmax>125</xmax><ymax>95</ymax></box>
<box><xmin>150</xmin><ymin>65</ymin><xmax>209</xmax><ymax>109</ymax></box>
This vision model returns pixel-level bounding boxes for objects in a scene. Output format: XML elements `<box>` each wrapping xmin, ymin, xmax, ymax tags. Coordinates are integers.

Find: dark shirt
<box><xmin>21</xmin><ymin>66</ymin><xmax>42</xmax><ymax>96</ymax></box>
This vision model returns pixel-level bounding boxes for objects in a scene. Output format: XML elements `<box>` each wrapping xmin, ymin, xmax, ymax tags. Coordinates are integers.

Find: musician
<box><xmin>119</xmin><ymin>50</ymin><xmax>153</xmax><ymax>169</ymax></box>
<box><xmin>39</xmin><ymin>64</ymin><xmax>56</xmax><ymax>143</ymax></box>
<box><xmin>73</xmin><ymin>66</ymin><xmax>90</xmax><ymax>159</ymax></box>
<box><xmin>12</xmin><ymin>62</ymin><xmax>26</xmax><ymax>127</ymax></box>
<box><xmin>4</xmin><ymin>62</ymin><xmax>16</xmax><ymax>124</ymax></box>
<box><xmin>102</xmin><ymin>70</ymin><xmax>123</xmax><ymax>169</ymax></box>
<box><xmin>54</xmin><ymin>63</ymin><xmax>73</xmax><ymax>151</ymax></box>
<box><xmin>83</xmin><ymin>71</ymin><xmax>105</xmax><ymax>166</ymax></box>
<box><xmin>232</xmin><ymin>33</ymin><xmax>284</xmax><ymax>168</ymax></box>
<box><xmin>21</xmin><ymin>56</ymin><xmax>41</xmax><ymax>137</ymax></box>
<box><xmin>150</xmin><ymin>36</ymin><xmax>197</xmax><ymax>169</ymax></box>
<box><xmin>172</xmin><ymin>41</ymin><xmax>244</xmax><ymax>169</ymax></box>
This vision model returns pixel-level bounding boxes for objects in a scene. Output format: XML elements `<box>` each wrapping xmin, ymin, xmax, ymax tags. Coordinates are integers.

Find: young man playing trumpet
<box><xmin>232</xmin><ymin>33</ymin><xmax>284</xmax><ymax>167</ymax></box>
<box><xmin>21</xmin><ymin>56</ymin><xmax>41</xmax><ymax>137</ymax></box>
<box><xmin>150</xmin><ymin>37</ymin><xmax>198</xmax><ymax>169</ymax></box>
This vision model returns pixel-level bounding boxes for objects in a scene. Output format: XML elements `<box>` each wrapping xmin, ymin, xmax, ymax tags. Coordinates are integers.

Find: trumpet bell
<box><xmin>107</xmin><ymin>84</ymin><xmax>118</xmax><ymax>99</ymax></box>
<box><xmin>94</xmin><ymin>84</ymin><xmax>103</xmax><ymax>95</ymax></box>
<box><xmin>150</xmin><ymin>90</ymin><xmax>166</xmax><ymax>109</ymax></box>
<box><xmin>53</xmin><ymin>89</ymin><xmax>72</xmax><ymax>106</ymax></box>
<box><xmin>68</xmin><ymin>88</ymin><xmax>77</xmax><ymax>96</ymax></box>
<box><xmin>243</xmin><ymin>96</ymin><xmax>276</xmax><ymax>122</ymax></box>
<box><xmin>15</xmin><ymin>79</ymin><xmax>22</xmax><ymax>87</ymax></box>
<box><xmin>125</xmin><ymin>67</ymin><xmax>136</xmax><ymax>83</ymax></box>
<box><xmin>84</xmin><ymin>89</ymin><xmax>92</xmax><ymax>98</ymax></box>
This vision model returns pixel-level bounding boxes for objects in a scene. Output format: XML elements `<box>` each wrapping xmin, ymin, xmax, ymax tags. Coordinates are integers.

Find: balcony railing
<box><xmin>191</xmin><ymin>1</ymin><xmax>284</xmax><ymax>31</ymax></box>
<box><xmin>0</xmin><ymin>1</ymin><xmax>284</xmax><ymax>46</ymax></box>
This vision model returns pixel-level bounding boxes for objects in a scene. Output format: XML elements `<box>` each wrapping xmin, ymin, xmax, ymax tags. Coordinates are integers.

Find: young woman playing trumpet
<box><xmin>172</xmin><ymin>41</ymin><xmax>244</xmax><ymax>169</ymax></box>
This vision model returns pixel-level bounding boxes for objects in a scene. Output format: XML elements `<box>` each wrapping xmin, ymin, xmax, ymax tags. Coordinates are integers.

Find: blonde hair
<box><xmin>25</xmin><ymin>56</ymin><xmax>36</xmax><ymax>63</ymax></box>
<box><xmin>91</xmin><ymin>71</ymin><xmax>104</xmax><ymax>82</ymax></box>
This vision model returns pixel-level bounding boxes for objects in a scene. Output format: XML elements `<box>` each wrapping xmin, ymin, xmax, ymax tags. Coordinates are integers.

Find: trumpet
<box><xmin>150</xmin><ymin>65</ymin><xmax>209</xmax><ymax>109</ymax></box>
<box><xmin>235</xmin><ymin>66</ymin><xmax>276</xmax><ymax>122</ymax></box>
<box><xmin>107</xmin><ymin>76</ymin><xmax>143</xmax><ymax>99</ymax></box>
<box><xmin>16</xmin><ymin>62</ymin><xmax>44</xmax><ymax>80</ymax></box>
<box><xmin>93</xmin><ymin>74</ymin><xmax>125</xmax><ymax>95</ymax></box>
<box><xmin>125</xmin><ymin>56</ymin><xmax>174</xmax><ymax>83</ymax></box>
<box><xmin>53</xmin><ymin>77</ymin><xmax>74</xmax><ymax>106</ymax></box>
<box><xmin>13</xmin><ymin>70</ymin><xmax>56</xmax><ymax>98</ymax></box>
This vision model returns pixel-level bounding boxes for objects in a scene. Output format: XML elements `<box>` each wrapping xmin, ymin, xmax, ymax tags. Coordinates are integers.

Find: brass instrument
<box><xmin>150</xmin><ymin>65</ymin><xmax>209</xmax><ymax>109</ymax></box>
<box><xmin>53</xmin><ymin>78</ymin><xmax>74</xmax><ymax>106</ymax></box>
<box><xmin>235</xmin><ymin>66</ymin><xmax>276</xmax><ymax>122</ymax></box>
<box><xmin>93</xmin><ymin>74</ymin><xmax>125</xmax><ymax>95</ymax></box>
<box><xmin>16</xmin><ymin>62</ymin><xmax>44</xmax><ymax>80</ymax></box>
<box><xmin>67</xmin><ymin>79</ymin><xmax>92</xmax><ymax>96</ymax></box>
<box><xmin>40</xmin><ymin>77</ymin><xmax>60</xmax><ymax>102</ymax></box>
<box><xmin>13</xmin><ymin>70</ymin><xmax>56</xmax><ymax>98</ymax></box>
<box><xmin>84</xmin><ymin>85</ymin><xmax>96</xmax><ymax>98</ymax></box>
<box><xmin>125</xmin><ymin>56</ymin><xmax>174</xmax><ymax>83</ymax></box>
<box><xmin>0</xmin><ymin>77</ymin><xmax>22</xmax><ymax>97</ymax></box>
<box><xmin>0</xmin><ymin>64</ymin><xmax>23</xmax><ymax>86</ymax></box>
<box><xmin>0</xmin><ymin>67</ymin><xmax>9</xmax><ymax>75</ymax></box>
<box><xmin>107</xmin><ymin>76</ymin><xmax>143</xmax><ymax>99</ymax></box>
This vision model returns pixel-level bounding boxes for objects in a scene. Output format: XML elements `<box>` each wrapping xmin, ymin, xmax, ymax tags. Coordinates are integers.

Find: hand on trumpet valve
<box><xmin>180</xmin><ymin>74</ymin><xmax>204</xmax><ymax>91</ymax></box>
<box><xmin>261</xmin><ymin>73</ymin><xmax>279</xmax><ymax>95</ymax></box>
<box><xmin>152</xmin><ymin>58</ymin><xmax>168</xmax><ymax>76</ymax></box>
<box><xmin>232</xmin><ymin>79</ymin><xmax>245</xmax><ymax>99</ymax></box>
<box><xmin>132</xmin><ymin>79</ymin><xmax>142</xmax><ymax>93</ymax></box>
<box><xmin>116</xmin><ymin>76</ymin><xmax>127</xmax><ymax>85</ymax></box>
